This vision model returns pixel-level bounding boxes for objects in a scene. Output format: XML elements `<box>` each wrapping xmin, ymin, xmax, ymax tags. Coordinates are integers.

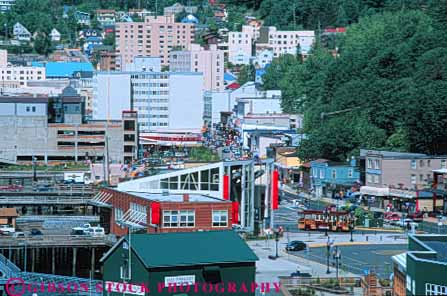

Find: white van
<box><xmin>86</xmin><ymin>227</ymin><xmax>105</xmax><ymax>237</ymax></box>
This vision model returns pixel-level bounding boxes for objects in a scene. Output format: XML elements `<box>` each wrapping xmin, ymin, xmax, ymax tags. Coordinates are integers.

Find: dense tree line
<box><xmin>262</xmin><ymin>4</ymin><xmax>447</xmax><ymax>161</ymax></box>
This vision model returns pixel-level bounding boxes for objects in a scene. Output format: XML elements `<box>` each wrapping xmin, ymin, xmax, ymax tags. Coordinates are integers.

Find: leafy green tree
<box><xmin>33</xmin><ymin>32</ymin><xmax>51</xmax><ymax>55</ymax></box>
<box><xmin>237</xmin><ymin>64</ymin><xmax>255</xmax><ymax>85</ymax></box>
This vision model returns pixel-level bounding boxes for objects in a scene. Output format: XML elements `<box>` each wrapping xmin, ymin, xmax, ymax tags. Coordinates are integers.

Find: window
<box><xmin>420</xmin><ymin>174</ymin><xmax>424</xmax><ymax>182</ymax></box>
<box><xmin>26</xmin><ymin>106</ymin><xmax>30</xmax><ymax>112</ymax></box>
<box><xmin>428</xmin><ymin>160</ymin><xmax>431</xmax><ymax>167</ymax></box>
<box><xmin>420</xmin><ymin>159</ymin><xmax>425</xmax><ymax>167</ymax></box>
<box><xmin>411</xmin><ymin>160</ymin><xmax>417</xmax><ymax>169</ymax></box>
<box><xmin>313</xmin><ymin>169</ymin><xmax>317</xmax><ymax>178</ymax></box>
<box><xmin>212</xmin><ymin>210</ymin><xmax>228</xmax><ymax>227</ymax></box>
<box><xmin>348</xmin><ymin>169</ymin><xmax>353</xmax><ymax>178</ymax></box>
<box><xmin>442</xmin><ymin>160</ymin><xmax>446</xmax><ymax>169</ymax></box>
<box><xmin>411</xmin><ymin>174</ymin><xmax>416</xmax><ymax>184</ymax></box>
<box><xmin>426</xmin><ymin>283</ymin><xmax>447</xmax><ymax>295</ymax></box>
<box><xmin>373</xmin><ymin>175</ymin><xmax>379</xmax><ymax>184</ymax></box>
<box><xmin>114</xmin><ymin>208</ymin><xmax>123</xmax><ymax>222</ymax></box>
<box><xmin>374</xmin><ymin>159</ymin><xmax>380</xmax><ymax>169</ymax></box>
<box><xmin>331</xmin><ymin>169</ymin><xmax>336</xmax><ymax>179</ymax></box>
<box><xmin>366</xmin><ymin>174</ymin><xmax>373</xmax><ymax>183</ymax></box>
<box><xmin>319</xmin><ymin>169</ymin><xmax>324</xmax><ymax>179</ymax></box>
<box><xmin>367</xmin><ymin>159</ymin><xmax>373</xmax><ymax>169</ymax></box>
<box><xmin>163</xmin><ymin>210</ymin><xmax>195</xmax><ymax>228</ymax></box>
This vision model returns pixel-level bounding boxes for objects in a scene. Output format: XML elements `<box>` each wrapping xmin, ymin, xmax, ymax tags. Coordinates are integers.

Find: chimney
<box><xmin>183</xmin><ymin>194</ymin><xmax>189</xmax><ymax>202</ymax></box>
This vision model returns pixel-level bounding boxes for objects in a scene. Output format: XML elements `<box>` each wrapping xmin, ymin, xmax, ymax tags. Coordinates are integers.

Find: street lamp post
<box><xmin>334</xmin><ymin>246</ymin><xmax>341</xmax><ymax>285</ymax></box>
<box><xmin>350</xmin><ymin>213</ymin><xmax>354</xmax><ymax>242</ymax></box>
<box><xmin>274</xmin><ymin>229</ymin><xmax>280</xmax><ymax>258</ymax></box>
<box><xmin>326</xmin><ymin>237</ymin><xmax>331</xmax><ymax>274</ymax></box>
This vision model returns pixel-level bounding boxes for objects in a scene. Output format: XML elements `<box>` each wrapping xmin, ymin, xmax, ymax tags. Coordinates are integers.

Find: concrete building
<box><xmin>93</xmin><ymin>71</ymin><xmax>203</xmax><ymax>133</ymax></box>
<box><xmin>98</xmin><ymin>52</ymin><xmax>119</xmax><ymax>71</ymax></box>
<box><xmin>100</xmin><ymin>231</ymin><xmax>257</xmax><ymax>296</ymax></box>
<box><xmin>0</xmin><ymin>49</ymin><xmax>6</xmax><ymax>67</ymax></box>
<box><xmin>231</xmin><ymin>82</ymin><xmax>282</xmax><ymax>116</ymax></box>
<box><xmin>123</xmin><ymin>56</ymin><xmax>161</xmax><ymax>72</ymax></box>
<box><xmin>203</xmin><ymin>90</ymin><xmax>232</xmax><ymax>128</ymax></box>
<box><xmin>0</xmin><ymin>0</ymin><xmax>15</xmax><ymax>12</ymax></box>
<box><xmin>115</xmin><ymin>15</ymin><xmax>195</xmax><ymax>67</ymax></box>
<box><xmin>75</xmin><ymin>11</ymin><xmax>90</xmax><ymax>25</ymax></box>
<box><xmin>360</xmin><ymin>150</ymin><xmax>447</xmax><ymax>212</ymax></box>
<box><xmin>92</xmin><ymin>73</ymin><xmax>132</xmax><ymax>121</ymax></box>
<box><xmin>392</xmin><ymin>234</ymin><xmax>447</xmax><ymax>296</ymax></box>
<box><xmin>0</xmin><ymin>64</ymin><xmax>46</xmax><ymax>86</ymax></box>
<box><xmin>170</xmin><ymin>44</ymin><xmax>224</xmax><ymax>91</ymax></box>
<box><xmin>257</xmin><ymin>27</ymin><xmax>315</xmax><ymax>57</ymax></box>
<box><xmin>254</xmin><ymin>49</ymin><xmax>273</xmax><ymax>69</ymax></box>
<box><xmin>163</xmin><ymin>2</ymin><xmax>198</xmax><ymax>16</ymax></box>
<box><xmin>96</xmin><ymin>9</ymin><xmax>116</xmax><ymax>26</ymax></box>
<box><xmin>227</xmin><ymin>25</ymin><xmax>257</xmax><ymax>65</ymax></box>
<box><xmin>0</xmin><ymin>94</ymin><xmax>138</xmax><ymax>164</ymax></box>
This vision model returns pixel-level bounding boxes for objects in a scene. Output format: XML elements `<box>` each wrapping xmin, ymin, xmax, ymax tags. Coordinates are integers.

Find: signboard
<box><xmin>164</xmin><ymin>275</ymin><xmax>195</xmax><ymax>286</ymax></box>
<box><xmin>389</xmin><ymin>188</ymin><xmax>417</xmax><ymax>199</ymax></box>
<box><xmin>105</xmin><ymin>282</ymin><xmax>145</xmax><ymax>296</ymax></box>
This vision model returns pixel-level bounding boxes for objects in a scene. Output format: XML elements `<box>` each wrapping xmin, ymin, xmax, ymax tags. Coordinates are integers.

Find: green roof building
<box><xmin>100</xmin><ymin>231</ymin><xmax>259</xmax><ymax>296</ymax></box>
<box><xmin>392</xmin><ymin>234</ymin><xmax>447</xmax><ymax>296</ymax></box>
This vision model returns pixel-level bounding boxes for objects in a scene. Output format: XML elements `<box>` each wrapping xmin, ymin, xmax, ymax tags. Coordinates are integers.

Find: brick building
<box><xmin>90</xmin><ymin>187</ymin><xmax>235</xmax><ymax>236</ymax></box>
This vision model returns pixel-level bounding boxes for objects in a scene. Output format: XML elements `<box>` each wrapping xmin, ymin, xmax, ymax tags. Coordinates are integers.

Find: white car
<box><xmin>0</xmin><ymin>225</ymin><xmax>15</xmax><ymax>235</ymax></box>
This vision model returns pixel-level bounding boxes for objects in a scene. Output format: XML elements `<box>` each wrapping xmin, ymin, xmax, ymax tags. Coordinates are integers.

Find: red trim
<box><xmin>151</xmin><ymin>202</ymin><xmax>160</xmax><ymax>225</ymax></box>
<box><xmin>272</xmin><ymin>170</ymin><xmax>279</xmax><ymax>210</ymax></box>
<box><xmin>223</xmin><ymin>175</ymin><xmax>229</xmax><ymax>200</ymax></box>
<box><xmin>232</xmin><ymin>202</ymin><xmax>239</xmax><ymax>224</ymax></box>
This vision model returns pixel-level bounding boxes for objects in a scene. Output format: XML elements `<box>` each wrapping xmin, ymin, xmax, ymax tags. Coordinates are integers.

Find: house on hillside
<box><xmin>50</xmin><ymin>28</ymin><xmax>61</xmax><ymax>42</ymax></box>
<box><xmin>13</xmin><ymin>22</ymin><xmax>31</xmax><ymax>42</ymax></box>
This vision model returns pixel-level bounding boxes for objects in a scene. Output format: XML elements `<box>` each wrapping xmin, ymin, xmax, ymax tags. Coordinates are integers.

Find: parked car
<box><xmin>0</xmin><ymin>225</ymin><xmax>15</xmax><ymax>235</ymax></box>
<box><xmin>71</xmin><ymin>229</ymin><xmax>87</xmax><ymax>236</ymax></box>
<box><xmin>384</xmin><ymin>212</ymin><xmax>401</xmax><ymax>225</ymax></box>
<box><xmin>12</xmin><ymin>232</ymin><xmax>26</xmax><ymax>238</ymax></box>
<box><xmin>290</xmin><ymin>270</ymin><xmax>312</xmax><ymax>277</ymax></box>
<box><xmin>286</xmin><ymin>240</ymin><xmax>307</xmax><ymax>252</ymax></box>
<box><xmin>86</xmin><ymin>227</ymin><xmax>105</xmax><ymax>237</ymax></box>
<box><xmin>30</xmin><ymin>229</ymin><xmax>43</xmax><ymax>236</ymax></box>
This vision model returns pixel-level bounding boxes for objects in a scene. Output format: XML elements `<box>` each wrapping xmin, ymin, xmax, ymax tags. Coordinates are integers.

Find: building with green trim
<box><xmin>392</xmin><ymin>234</ymin><xmax>447</xmax><ymax>296</ymax></box>
<box><xmin>100</xmin><ymin>231</ymin><xmax>258</xmax><ymax>296</ymax></box>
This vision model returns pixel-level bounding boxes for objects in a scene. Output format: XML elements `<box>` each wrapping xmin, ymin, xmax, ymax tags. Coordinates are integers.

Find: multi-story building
<box><xmin>115</xmin><ymin>15</ymin><xmax>195</xmax><ymax>67</ymax></box>
<box><xmin>0</xmin><ymin>0</ymin><xmax>15</xmax><ymax>12</ymax></box>
<box><xmin>163</xmin><ymin>2</ymin><xmax>198</xmax><ymax>16</ymax></box>
<box><xmin>0</xmin><ymin>94</ymin><xmax>138</xmax><ymax>164</ymax></box>
<box><xmin>360</xmin><ymin>150</ymin><xmax>447</xmax><ymax>212</ymax></box>
<box><xmin>257</xmin><ymin>27</ymin><xmax>315</xmax><ymax>57</ymax></box>
<box><xmin>124</xmin><ymin>56</ymin><xmax>161</xmax><ymax>72</ymax></box>
<box><xmin>95</xmin><ymin>9</ymin><xmax>116</xmax><ymax>26</ymax></box>
<box><xmin>254</xmin><ymin>49</ymin><xmax>273</xmax><ymax>68</ymax></box>
<box><xmin>170</xmin><ymin>44</ymin><xmax>224</xmax><ymax>91</ymax></box>
<box><xmin>0</xmin><ymin>64</ymin><xmax>45</xmax><ymax>86</ymax></box>
<box><xmin>93</xmin><ymin>71</ymin><xmax>203</xmax><ymax>133</ymax></box>
<box><xmin>392</xmin><ymin>234</ymin><xmax>447</xmax><ymax>296</ymax></box>
<box><xmin>227</xmin><ymin>25</ymin><xmax>257</xmax><ymax>65</ymax></box>
<box><xmin>12</xmin><ymin>22</ymin><xmax>31</xmax><ymax>41</ymax></box>
<box><xmin>310</xmin><ymin>159</ymin><xmax>360</xmax><ymax>198</ymax></box>
<box><xmin>98</xmin><ymin>51</ymin><xmax>119</xmax><ymax>71</ymax></box>
<box><xmin>0</xmin><ymin>49</ymin><xmax>7</xmax><ymax>66</ymax></box>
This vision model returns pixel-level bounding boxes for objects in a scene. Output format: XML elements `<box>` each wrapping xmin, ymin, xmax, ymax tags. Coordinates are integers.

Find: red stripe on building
<box><xmin>232</xmin><ymin>201</ymin><xmax>239</xmax><ymax>224</ymax></box>
<box><xmin>223</xmin><ymin>175</ymin><xmax>229</xmax><ymax>200</ymax></box>
<box><xmin>151</xmin><ymin>202</ymin><xmax>160</xmax><ymax>225</ymax></box>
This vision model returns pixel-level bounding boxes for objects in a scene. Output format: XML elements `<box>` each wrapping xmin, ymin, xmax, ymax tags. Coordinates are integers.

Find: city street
<box><xmin>290</xmin><ymin>244</ymin><xmax>407</xmax><ymax>279</ymax></box>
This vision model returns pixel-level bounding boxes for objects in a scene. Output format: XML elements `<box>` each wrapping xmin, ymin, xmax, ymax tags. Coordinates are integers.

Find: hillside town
<box><xmin>0</xmin><ymin>0</ymin><xmax>446</xmax><ymax>296</ymax></box>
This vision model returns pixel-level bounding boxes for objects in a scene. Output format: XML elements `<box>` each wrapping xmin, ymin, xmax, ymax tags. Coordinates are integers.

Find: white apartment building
<box><xmin>0</xmin><ymin>65</ymin><xmax>46</xmax><ymax>86</ymax></box>
<box><xmin>257</xmin><ymin>27</ymin><xmax>315</xmax><ymax>57</ymax></box>
<box><xmin>93</xmin><ymin>71</ymin><xmax>203</xmax><ymax>133</ymax></box>
<box><xmin>169</xmin><ymin>44</ymin><xmax>224</xmax><ymax>91</ymax></box>
<box><xmin>227</xmin><ymin>25</ymin><xmax>258</xmax><ymax>65</ymax></box>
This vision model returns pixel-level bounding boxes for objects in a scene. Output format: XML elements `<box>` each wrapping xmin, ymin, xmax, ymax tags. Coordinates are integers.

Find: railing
<box><xmin>0</xmin><ymin>196</ymin><xmax>92</xmax><ymax>204</ymax></box>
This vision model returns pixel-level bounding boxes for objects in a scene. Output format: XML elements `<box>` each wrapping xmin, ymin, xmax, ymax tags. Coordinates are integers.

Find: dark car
<box><xmin>286</xmin><ymin>240</ymin><xmax>307</xmax><ymax>252</ymax></box>
<box><xmin>290</xmin><ymin>270</ymin><xmax>312</xmax><ymax>277</ymax></box>
<box><xmin>30</xmin><ymin>229</ymin><xmax>43</xmax><ymax>236</ymax></box>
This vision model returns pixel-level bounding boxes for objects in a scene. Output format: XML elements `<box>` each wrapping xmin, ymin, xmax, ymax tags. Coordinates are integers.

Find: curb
<box><xmin>356</xmin><ymin>227</ymin><xmax>404</xmax><ymax>233</ymax></box>
<box><xmin>308</xmin><ymin>242</ymin><xmax>371</xmax><ymax>248</ymax></box>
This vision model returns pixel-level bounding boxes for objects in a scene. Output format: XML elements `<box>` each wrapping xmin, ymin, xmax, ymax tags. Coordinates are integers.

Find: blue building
<box><xmin>310</xmin><ymin>158</ymin><xmax>360</xmax><ymax>198</ymax></box>
<box><xmin>32</xmin><ymin>62</ymin><xmax>94</xmax><ymax>79</ymax></box>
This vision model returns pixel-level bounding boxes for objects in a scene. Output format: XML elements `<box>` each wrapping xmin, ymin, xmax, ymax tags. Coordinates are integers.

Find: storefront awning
<box><xmin>360</xmin><ymin>186</ymin><xmax>389</xmax><ymax>197</ymax></box>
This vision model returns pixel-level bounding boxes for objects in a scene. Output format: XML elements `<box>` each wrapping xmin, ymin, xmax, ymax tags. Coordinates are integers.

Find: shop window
<box><xmin>212</xmin><ymin>210</ymin><xmax>228</xmax><ymax>227</ymax></box>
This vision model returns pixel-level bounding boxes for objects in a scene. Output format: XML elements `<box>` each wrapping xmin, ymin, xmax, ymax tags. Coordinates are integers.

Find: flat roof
<box><xmin>425</xmin><ymin>241</ymin><xmax>447</xmax><ymax>263</ymax></box>
<box><xmin>122</xmin><ymin>190</ymin><xmax>228</xmax><ymax>203</ymax></box>
<box><xmin>0</xmin><ymin>96</ymin><xmax>49</xmax><ymax>103</ymax></box>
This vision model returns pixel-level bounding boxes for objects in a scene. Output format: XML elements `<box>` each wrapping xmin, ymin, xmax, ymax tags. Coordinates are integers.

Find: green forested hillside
<box><xmin>262</xmin><ymin>1</ymin><xmax>447</xmax><ymax>161</ymax></box>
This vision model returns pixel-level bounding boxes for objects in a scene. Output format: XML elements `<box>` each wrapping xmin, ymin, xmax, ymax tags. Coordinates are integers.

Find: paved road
<box><xmin>290</xmin><ymin>244</ymin><xmax>407</xmax><ymax>279</ymax></box>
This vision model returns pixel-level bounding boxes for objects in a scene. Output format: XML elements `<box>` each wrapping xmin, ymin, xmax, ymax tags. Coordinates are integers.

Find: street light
<box><xmin>333</xmin><ymin>246</ymin><xmax>341</xmax><ymax>285</ymax></box>
<box><xmin>326</xmin><ymin>236</ymin><xmax>331</xmax><ymax>274</ymax></box>
<box><xmin>274</xmin><ymin>229</ymin><xmax>280</xmax><ymax>258</ymax></box>
<box><xmin>349</xmin><ymin>212</ymin><xmax>355</xmax><ymax>242</ymax></box>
